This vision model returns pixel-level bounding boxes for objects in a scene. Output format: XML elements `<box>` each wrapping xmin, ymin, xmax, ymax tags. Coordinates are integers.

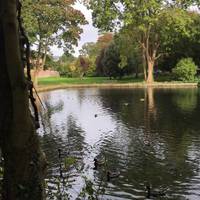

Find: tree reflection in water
<box><xmin>38</xmin><ymin>88</ymin><xmax>200</xmax><ymax>199</ymax></box>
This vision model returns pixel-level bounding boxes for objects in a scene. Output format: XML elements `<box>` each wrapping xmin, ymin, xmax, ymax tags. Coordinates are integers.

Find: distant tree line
<box><xmin>81</xmin><ymin>0</ymin><xmax>200</xmax><ymax>83</ymax></box>
<box><xmin>23</xmin><ymin>0</ymin><xmax>200</xmax><ymax>83</ymax></box>
<box><xmin>53</xmin><ymin>14</ymin><xmax>200</xmax><ymax>82</ymax></box>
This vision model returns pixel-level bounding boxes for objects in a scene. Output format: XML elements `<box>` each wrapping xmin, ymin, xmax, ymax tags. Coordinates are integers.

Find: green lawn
<box><xmin>38</xmin><ymin>75</ymin><xmax>200</xmax><ymax>88</ymax></box>
<box><xmin>38</xmin><ymin>76</ymin><xmax>145</xmax><ymax>86</ymax></box>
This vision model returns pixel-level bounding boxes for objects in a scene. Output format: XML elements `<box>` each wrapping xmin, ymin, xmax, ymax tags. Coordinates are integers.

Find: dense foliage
<box><xmin>84</xmin><ymin>0</ymin><xmax>200</xmax><ymax>83</ymax></box>
<box><xmin>172</xmin><ymin>58</ymin><xmax>197</xmax><ymax>82</ymax></box>
<box><xmin>96</xmin><ymin>38</ymin><xmax>138</xmax><ymax>79</ymax></box>
<box><xmin>22</xmin><ymin>0</ymin><xmax>87</xmax><ymax>70</ymax></box>
<box><xmin>23</xmin><ymin>0</ymin><xmax>200</xmax><ymax>82</ymax></box>
<box><xmin>54</xmin><ymin>53</ymin><xmax>76</xmax><ymax>76</ymax></box>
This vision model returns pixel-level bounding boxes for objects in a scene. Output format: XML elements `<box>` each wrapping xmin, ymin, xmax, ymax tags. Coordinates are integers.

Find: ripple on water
<box><xmin>39</xmin><ymin>88</ymin><xmax>200</xmax><ymax>200</ymax></box>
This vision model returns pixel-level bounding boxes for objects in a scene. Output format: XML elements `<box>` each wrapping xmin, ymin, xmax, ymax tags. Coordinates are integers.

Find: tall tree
<box><xmin>96</xmin><ymin>33</ymin><xmax>113</xmax><ymax>49</ymax></box>
<box><xmin>86</xmin><ymin>0</ymin><xmax>194</xmax><ymax>83</ymax></box>
<box><xmin>87</xmin><ymin>0</ymin><xmax>164</xmax><ymax>83</ymax></box>
<box><xmin>79</xmin><ymin>42</ymin><xmax>98</xmax><ymax>57</ymax></box>
<box><xmin>159</xmin><ymin>11</ymin><xmax>200</xmax><ymax>72</ymax></box>
<box><xmin>95</xmin><ymin>33</ymin><xmax>113</xmax><ymax>76</ymax></box>
<box><xmin>114</xmin><ymin>28</ymin><xmax>143</xmax><ymax>78</ymax></box>
<box><xmin>0</xmin><ymin>0</ymin><xmax>46</xmax><ymax>199</ymax></box>
<box><xmin>22</xmin><ymin>0</ymin><xmax>87</xmax><ymax>70</ymax></box>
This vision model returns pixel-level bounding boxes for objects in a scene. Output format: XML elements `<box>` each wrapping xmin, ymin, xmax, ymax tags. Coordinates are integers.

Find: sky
<box><xmin>50</xmin><ymin>3</ymin><xmax>99</xmax><ymax>58</ymax></box>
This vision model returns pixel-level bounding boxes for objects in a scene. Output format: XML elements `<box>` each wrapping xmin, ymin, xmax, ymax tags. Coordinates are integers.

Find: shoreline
<box><xmin>37</xmin><ymin>82</ymin><xmax>199</xmax><ymax>92</ymax></box>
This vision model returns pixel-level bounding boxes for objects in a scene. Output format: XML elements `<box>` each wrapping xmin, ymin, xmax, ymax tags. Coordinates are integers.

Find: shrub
<box><xmin>172</xmin><ymin>58</ymin><xmax>197</xmax><ymax>82</ymax></box>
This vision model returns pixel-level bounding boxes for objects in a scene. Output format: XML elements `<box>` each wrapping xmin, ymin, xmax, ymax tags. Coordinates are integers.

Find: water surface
<box><xmin>38</xmin><ymin>87</ymin><xmax>200</xmax><ymax>199</ymax></box>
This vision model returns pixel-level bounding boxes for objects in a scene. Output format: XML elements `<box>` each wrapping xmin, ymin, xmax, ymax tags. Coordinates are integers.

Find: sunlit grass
<box><xmin>38</xmin><ymin>75</ymin><xmax>200</xmax><ymax>87</ymax></box>
<box><xmin>38</xmin><ymin>76</ymin><xmax>145</xmax><ymax>86</ymax></box>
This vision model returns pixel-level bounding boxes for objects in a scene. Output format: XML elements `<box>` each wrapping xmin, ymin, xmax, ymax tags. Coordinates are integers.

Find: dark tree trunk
<box><xmin>0</xmin><ymin>0</ymin><xmax>46</xmax><ymax>199</ymax></box>
<box><xmin>135</xmin><ymin>65</ymin><xmax>139</xmax><ymax>78</ymax></box>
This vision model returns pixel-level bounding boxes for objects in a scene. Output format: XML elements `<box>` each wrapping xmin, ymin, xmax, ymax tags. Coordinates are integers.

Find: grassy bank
<box><xmin>38</xmin><ymin>76</ymin><xmax>144</xmax><ymax>86</ymax></box>
<box><xmin>37</xmin><ymin>76</ymin><xmax>199</xmax><ymax>92</ymax></box>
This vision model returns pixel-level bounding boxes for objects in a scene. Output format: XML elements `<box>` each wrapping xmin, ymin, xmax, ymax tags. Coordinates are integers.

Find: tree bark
<box><xmin>142</xmin><ymin>48</ymin><xmax>147</xmax><ymax>81</ymax></box>
<box><xmin>147</xmin><ymin>59</ymin><xmax>154</xmax><ymax>84</ymax></box>
<box><xmin>135</xmin><ymin>70</ymin><xmax>138</xmax><ymax>78</ymax></box>
<box><xmin>36</xmin><ymin>41</ymin><xmax>42</xmax><ymax>70</ymax></box>
<box><xmin>33</xmin><ymin>39</ymin><xmax>42</xmax><ymax>86</ymax></box>
<box><xmin>41</xmin><ymin>39</ymin><xmax>49</xmax><ymax>70</ymax></box>
<box><xmin>142</xmin><ymin>26</ymin><xmax>158</xmax><ymax>84</ymax></box>
<box><xmin>41</xmin><ymin>51</ymin><xmax>47</xmax><ymax>70</ymax></box>
<box><xmin>0</xmin><ymin>0</ymin><xmax>46</xmax><ymax>199</ymax></box>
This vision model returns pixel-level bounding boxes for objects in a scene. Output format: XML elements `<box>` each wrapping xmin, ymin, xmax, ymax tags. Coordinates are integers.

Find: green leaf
<box><xmin>64</xmin><ymin>156</ymin><xmax>76</xmax><ymax>169</ymax></box>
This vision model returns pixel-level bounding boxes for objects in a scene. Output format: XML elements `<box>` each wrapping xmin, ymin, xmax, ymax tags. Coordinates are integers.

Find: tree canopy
<box><xmin>85</xmin><ymin>0</ymin><xmax>199</xmax><ymax>83</ymax></box>
<box><xmin>22</xmin><ymin>0</ymin><xmax>87</xmax><ymax>69</ymax></box>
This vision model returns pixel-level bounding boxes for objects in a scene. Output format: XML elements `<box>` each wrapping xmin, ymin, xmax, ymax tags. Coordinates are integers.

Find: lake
<box><xmin>38</xmin><ymin>87</ymin><xmax>200</xmax><ymax>200</ymax></box>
